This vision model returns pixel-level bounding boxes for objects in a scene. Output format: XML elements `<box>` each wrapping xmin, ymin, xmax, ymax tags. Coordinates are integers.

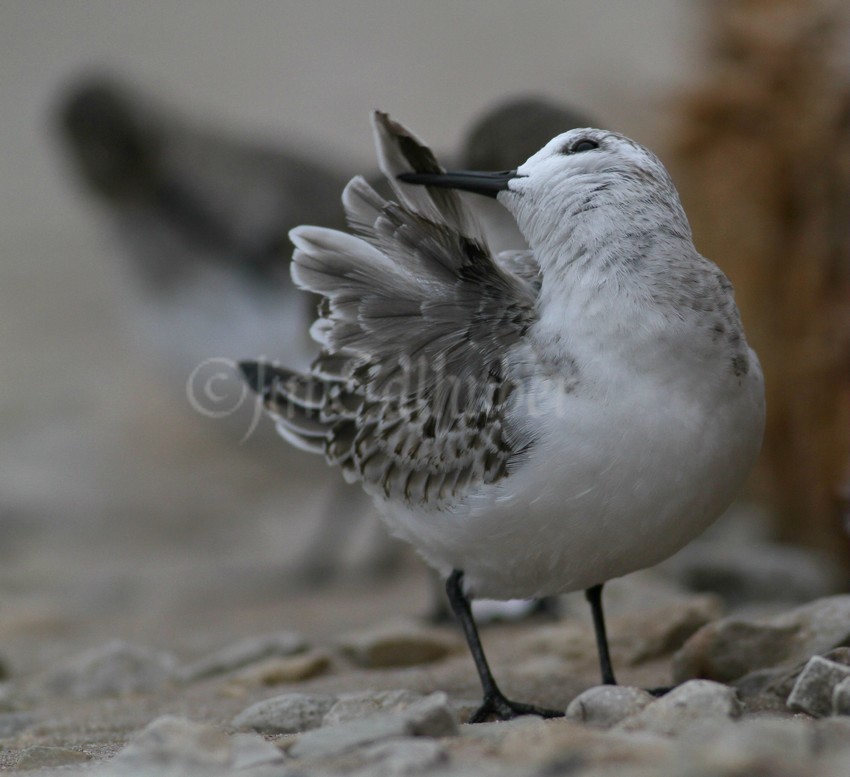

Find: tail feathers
<box><xmin>239</xmin><ymin>360</ymin><xmax>327</xmax><ymax>453</ymax></box>
<box><xmin>239</xmin><ymin>360</ymin><xmax>361</xmax><ymax>456</ymax></box>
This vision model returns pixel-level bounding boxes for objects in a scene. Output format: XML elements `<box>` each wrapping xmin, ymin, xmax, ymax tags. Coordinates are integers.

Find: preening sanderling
<box><xmin>240</xmin><ymin>112</ymin><xmax>765</xmax><ymax>722</ymax></box>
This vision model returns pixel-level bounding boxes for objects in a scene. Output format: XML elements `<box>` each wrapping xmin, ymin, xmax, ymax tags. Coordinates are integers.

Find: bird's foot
<box><xmin>468</xmin><ymin>691</ymin><xmax>564</xmax><ymax>723</ymax></box>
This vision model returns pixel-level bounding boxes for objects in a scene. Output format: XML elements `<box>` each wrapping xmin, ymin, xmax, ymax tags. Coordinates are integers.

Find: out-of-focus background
<box><xmin>2</xmin><ymin>0</ymin><xmax>849</xmax><ymax>694</ymax></box>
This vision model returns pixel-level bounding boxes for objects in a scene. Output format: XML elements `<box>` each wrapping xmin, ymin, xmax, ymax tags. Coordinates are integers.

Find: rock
<box><xmin>675</xmin><ymin>716</ymin><xmax>815</xmax><ymax>774</ymax></box>
<box><xmin>289</xmin><ymin>711</ymin><xmax>411</xmax><ymax>760</ymax></box>
<box><xmin>673</xmin><ymin>595</ymin><xmax>850</xmax><ymax>683</ymax></box>
<box><xmin>15</xmin><ymin>746</ymin><xmax>91</xmax><ymax>769</ymax></box>
<box><xmin>108</xmin><ymin>715</ymin><xmax>285</xmax><ymax>773</ymax></box>
<box><xmin>344</xmin><ymin>738</ymin><xmax>447</xmax><ymax>776</ymax></box>
<box><xmin>616</xmin><ymin>680</ymin><xmax>741</xmax><ymax>736</ymax></box>
<box><xmin>289</xmin><ymin>692</ymin><xmax>458</xmax><ymax>760</ymax></box>
<box><xmin>400</xmin><ymin>691</ymin><xmax>459</xmax><ymax>737</ymax></box>
<box><xmin>565</xmin><ymin>685</ymin><xmax>654</xmax><ymax>727</ymax></box>
<box><xmin>37</xmin><ymin>640</ymin><xmax>177</xmax><ymax>698</ymax></box>
<box><xmin>179</xmin><ymin>630</ymin><xmax>307</xmax><ymax>681</ymax></box>
<box><xmin>662</xmin><ymin>539</ymin><xmax>841</xmax><ymax>608</ymax></box>
<box><xmin>734</xmin><ymin>647</ymin><xmax>850</xmax><ymax>702</ymax></box>
<box><xmin>833</xmin><ymin>676</ymin><xmax>850</xmax><ymax>716</ymax></box>
<box><xmin>471</xmin><ymin>716</ymin><xmax>675</xmax><ymax>773</ymax></box>
<box><xmin>232</xmin><ymin>692</ymin><xmax>336</xmax><ymax>734</ymax></box>
<box><xmin>612</xmin><ymin>594</ymin><xmax>723</xmax><ymax>666</ymax></box>
<box><xmin>112</xmin><ymin>715</ymin><xmax>232</xmax><ymax>770</ymax></box>
<box><xmin>787</xmin><ymin>656</ymin><xmax>850</xmax><ymax>717</ymax></box>
<box><xmin>519</xmin><ymin>594</ymin><xmax>722</xmax><ymax>668</ymax></box>
<box><xmin>228</xmin><ymin>733</ymin><xmax>288</xmax><ymax>770</ymax></box>
<box><xmin>813</xmin><ymin>716</ymin><xmax>850</xmax><ymax>754</ymax></box>
<box><xmin>335</xmin><ymin>618</ymin><xmax>461</xmax><ymax>668</ymax></box>
<box><xmin>323</xmin><ymin>689</ymin><xmax>425</xmax><ymax>726</ymax></box>
<box><xmin>228</xmin><ymin>650</ymin><xmax>330</xmax><ymax>687</ymax></box>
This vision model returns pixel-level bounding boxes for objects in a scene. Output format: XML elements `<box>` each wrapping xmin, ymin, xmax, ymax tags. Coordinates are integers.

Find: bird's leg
<box><xmin>445</xmin><ymin>570</ymin><xmax>564</xmax><ymax>722</ymax></box>
<box><xmin>584</xmin><ymin>584</ymin><xmax>673</xmax><ymax>695</ymax></box>
<box><xmin>584</xmin><ymin>583</ymin><xmax>617</xmax><ymax>686</ymax></box>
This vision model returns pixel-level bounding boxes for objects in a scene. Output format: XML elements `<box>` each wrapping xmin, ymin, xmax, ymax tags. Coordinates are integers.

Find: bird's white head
<box><xmin>502</xmin><ymin>128</ymin><xmax>692</xmax><ymax>255</ymax></box>
<box><xmin>398</xmin><ymin>128</ymin><xmax>693</xmax><ymax>272</ymax></box>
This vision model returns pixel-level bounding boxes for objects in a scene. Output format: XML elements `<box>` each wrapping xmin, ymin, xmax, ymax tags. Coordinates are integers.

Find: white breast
<box><xmin>378</xmin><ymin>335</ymin><xmax>765</xmax><ymax>600</ymax></box>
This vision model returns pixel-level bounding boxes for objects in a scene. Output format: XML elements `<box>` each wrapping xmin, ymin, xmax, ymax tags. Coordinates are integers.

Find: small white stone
<box><xmin>323</xmin><ymin>689</ymin><xmax>424</xmax><ymax>726</ymax></box>
<box><xmin>616</xmin><ymin>680</ymin><xmax>741</xmax><ymax>736</ymax></box>
<box><xmin>833</xmin><ymin>676</ymin><xmax>850</xmax><ymax>716</ymax></box>
<box><xmin>111</xmin><ymin>715</ymin><xmax>231</xmax><ymax>769</ymax></box>
<box><xmin>233</xmin><ymin>692</ymin><xmax>336</xmax><ymax>734</ymax></box>
<box><xmin>787</xmin><ymin>656</ymin><xmax>850</xmax><ymax>717</ymax></box>
<box><xmin>180</xmin><ymin>630</ymin><xmax>308</xmax><ymax>682</ymax></box>
<box><xmin>39</xmin><ymin>640</ymin><xmax>177</xmax><ymax>699</ymax></box>
<box><xmin>566</xmin><ymin>685</ymin><xmax>654</xmax><ymax>728</ymax></box>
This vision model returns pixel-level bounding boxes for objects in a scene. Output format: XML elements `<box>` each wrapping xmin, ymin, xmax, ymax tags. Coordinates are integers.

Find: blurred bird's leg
<box><xmin>294</xmin><ymin>478</ymin><xmax>361</xmax><ymax>585</ymax></box>
<box><xmin>429</xmin><ymin>568</ymin><xmax>561</xmax><ymax>625</ymax></box>
<box><xmin>357</xmin><ymin>515</ymin><xmax>406</xmax><ymax>579</ymax></box>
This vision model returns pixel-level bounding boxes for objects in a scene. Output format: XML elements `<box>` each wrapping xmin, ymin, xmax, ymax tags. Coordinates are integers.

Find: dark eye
<box><xmin>571</xmin><ymin>139</ymin><xmax>599</xmax><ymax>153</ymax></box>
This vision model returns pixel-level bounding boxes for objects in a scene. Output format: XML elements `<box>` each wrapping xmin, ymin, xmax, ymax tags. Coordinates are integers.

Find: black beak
<box><xmin>396</xmin><ymin>169</ymin><xmax>518</xmax><ymax>199</ymax></box>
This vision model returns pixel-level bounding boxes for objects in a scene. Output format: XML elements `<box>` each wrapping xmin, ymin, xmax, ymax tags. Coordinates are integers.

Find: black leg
<box><xmin>584</xmin><ymin>583</ymin><xmax>617</xmax><ymax>686</ymax></box>
<box><xmin>445</xmin><ymin>570</ymin><xmax>564</xmax><ymax>722</ymax></box>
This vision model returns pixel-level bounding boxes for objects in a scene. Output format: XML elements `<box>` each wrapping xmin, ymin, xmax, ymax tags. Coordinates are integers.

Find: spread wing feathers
<box><xmin>248</xmin><ymin>112</ymin><xmax>539</xmax><ymax>507</ymax></box>
<box><xmin>370</xmin><ymin>111</ymin><xmax>485</xmax><ymax>244</ymax></box>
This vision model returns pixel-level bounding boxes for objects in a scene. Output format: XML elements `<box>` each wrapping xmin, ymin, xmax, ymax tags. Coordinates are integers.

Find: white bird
<box><xmin>240</xmin><ymin>112</ymin><xmax>765</xmax><ymax>722</ymax></box>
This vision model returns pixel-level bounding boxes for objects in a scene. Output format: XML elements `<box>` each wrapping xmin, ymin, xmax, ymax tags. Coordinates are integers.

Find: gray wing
<box><xmin>244</xmin><ymin>112</ymin><xmax>538</xmax><ymax>507</ymax></box>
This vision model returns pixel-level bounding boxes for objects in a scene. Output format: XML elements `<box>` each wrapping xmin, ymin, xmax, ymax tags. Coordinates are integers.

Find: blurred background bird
<box><xmin>55</xmin><ymin>75</ymin><xmax>612</xmax><ymax>607</ymax></box>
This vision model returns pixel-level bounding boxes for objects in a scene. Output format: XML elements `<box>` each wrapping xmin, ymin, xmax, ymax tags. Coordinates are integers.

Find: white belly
<box><xmin>377</xmin><ymin>350</ymin><xmax>765</xmax><ymax>600</ymax></box>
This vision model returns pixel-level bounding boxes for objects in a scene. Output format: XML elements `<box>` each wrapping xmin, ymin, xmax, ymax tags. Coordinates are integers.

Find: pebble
<box><xmin>615</xmin><ymin>594</ymin><xmax>723</xmax><ymax>666</ymax></box>
<box><xmin>518</xmin><ymin>594</ymin><xmax>721</xmax><ymax>668</ymax></box>
<box><xmin>787</xmin><ymin>656</ymin><xmax>850</xmax><ymax>717</ymax></box>
<box><xmin>227</xmin><ymin>650</ymin><xmax>331</xmax><ymax>687</ymax></box>
<box><xmin>335</xmin><ymin>618</ymin><xmax>461</xmax><ymax>668</ymax></box>
<box><xmin>232</xmin><ymin>691</ymin><xmax>336</xmax><ymax>734</ymax></box>
<box><xmin>289</xmin><ymin>711</ymin><xmax>412</xmax><ymax>760</ymax></box>
<box><xmin>675</xmin><ymin>716</ymin><xmax>814</xmax><ymax>775</ymax></box>
<box><xmin>812</xmin><ymin>716</ymin><xmax>850</xmax><ymax>754</ymax></box>
<box><xmin>289</xmin><ymin>692</ymin><xmax>458</xmax><ymax>761</ymax></box>
<box><xmin>476</xmin><ymin>716</ymin><xmax>675</xmax><ymax>773</ymax></box>
<box><xmin>228</xmin><ymin>733</ymin><xmax>288</xmax><ymax>771</ymax></box>
<box><xmin>109</xmin><ymin>714</ymin><xmax>284</xmax><ymax>773</ymax></box>
<box><xmin>15</xmin><ymin>745</ymin><xmax>91</xmax><ymax>769</ymax></box>
<box><xmin>616</xmin><ymin>680</ymin><xmax>741</xmax><ymax>736</ymax></box>
<box><xmin>833</xmin><ymin>676</ymin><xmax>850</xmax><ymax>716</ymax></box>
<box><xmin>179</xmin><ymin>630</ymin><xmax>307</xmax><ymax>682</ymax></box>
<box><xmin>565</xmin><ymin>685</ymin><xmax>654</xmax><ymax>728</ymax></box>
<box><xmin>673</xmin><ymin>595</ymin><xmax>850</xmax><ymax>683</ymax></box>
<box><xmin>37</xmin><ymin>640</ymin><xmax>177</xmax><ymax>698</ymax></box>
<box><xmin>320</xmin><ymin>737</ymin><xmax>447</xmax><ymax>777</ymax></box>
<box><xmin>662</xmin><ymin>540</ymin><xmax>841</xmax><ymax>607</ymax></box>
<box><xmin>323</xmin><ymin>689</ymin><xmax>425</xmax><ymax>726</ymax></box>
